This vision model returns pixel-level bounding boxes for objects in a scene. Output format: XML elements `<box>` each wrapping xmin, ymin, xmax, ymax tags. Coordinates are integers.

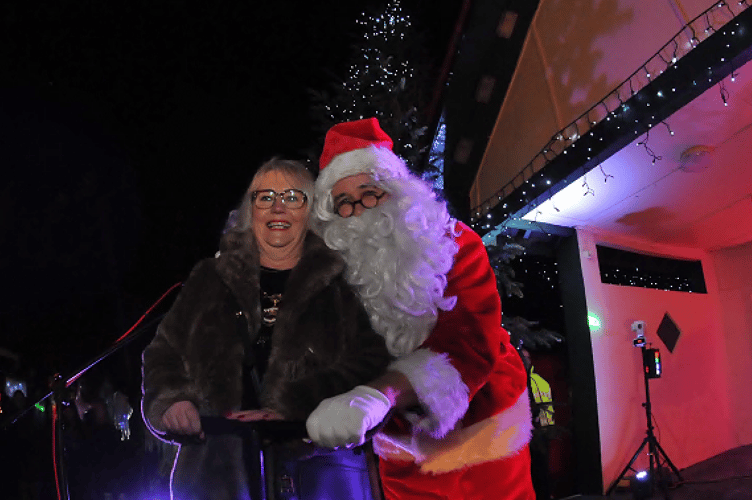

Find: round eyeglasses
<box><xmin>251</xmin><ymin>189</ymin><xmax>308</xmax><ymax>210</ymax></box>
<box><xmin>334</xmin><ymin>191</ymin><xmax>387</xmax><ymax>218</ymax></box>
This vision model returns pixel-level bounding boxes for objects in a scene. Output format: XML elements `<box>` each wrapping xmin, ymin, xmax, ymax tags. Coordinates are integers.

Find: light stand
<box><xmin>607</xmin><ymin>339</ymin><xmax>683</xmax><ymax>498</ymax></box>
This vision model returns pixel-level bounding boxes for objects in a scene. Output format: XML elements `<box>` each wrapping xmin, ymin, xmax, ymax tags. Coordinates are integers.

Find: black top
<box><xmin>241</xmin><ymin>266</ymin><xmax>290</xmax><ymax>410</ymax></box>
<box><xmin>256</xmin><ymin>266</ymin><xmax>290</xmax><ymax>378</ymax></box>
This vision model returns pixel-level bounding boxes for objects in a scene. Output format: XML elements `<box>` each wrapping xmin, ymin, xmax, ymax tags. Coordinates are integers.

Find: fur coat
<box><xmin>142</xmin><ymin>230</ymin><xmax>391</xmax><ymax>500</ymax></box>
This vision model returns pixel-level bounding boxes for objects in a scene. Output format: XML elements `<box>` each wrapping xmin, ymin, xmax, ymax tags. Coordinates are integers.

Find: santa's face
<box><xmin>331</xmin><ymin>173</ymin><xmax>389</xmax><ymax>218</ymax></box>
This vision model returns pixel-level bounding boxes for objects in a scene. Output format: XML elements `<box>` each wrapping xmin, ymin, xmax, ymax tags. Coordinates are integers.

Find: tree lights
<box><xmin>309</xmin><ymin>0</ymin><xmax>436</xmax><ymax>173</ymax></box>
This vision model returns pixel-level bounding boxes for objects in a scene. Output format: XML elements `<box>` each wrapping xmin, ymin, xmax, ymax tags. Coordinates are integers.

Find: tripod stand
<box><xmin>606</xmin><ymin>345</ymin><xmax>683</xmax><ymax>498</ymax></box>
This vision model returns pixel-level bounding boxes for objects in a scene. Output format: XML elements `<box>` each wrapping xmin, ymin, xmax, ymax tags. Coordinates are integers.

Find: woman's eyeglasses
<box><xmin>251</xmin><ymin>189</ymin><xmax>308</xmax><ymax>210</ymax></box>
<box><xmin>334</xmin><ymin>191</ymin><xmax>387</xmax><ymax>218</ymax></box>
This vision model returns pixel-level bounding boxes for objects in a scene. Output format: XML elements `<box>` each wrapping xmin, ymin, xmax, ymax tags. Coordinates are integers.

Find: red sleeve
<box><xmin>421</xmin><ymin>221</ymin><xmax>511</xmax><ymax>399</ymax></box>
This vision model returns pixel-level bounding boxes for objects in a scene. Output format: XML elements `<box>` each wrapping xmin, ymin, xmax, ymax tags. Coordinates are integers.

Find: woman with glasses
<box><xmin>142</xmin><ymin>157</ymin><xmax>391</xmax><ymax>500</ymax></box>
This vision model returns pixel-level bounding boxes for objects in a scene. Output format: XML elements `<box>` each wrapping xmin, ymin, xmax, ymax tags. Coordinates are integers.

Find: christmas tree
<box><xmin>308</xmin><ymin>0</ymin><xmax>437</xmax><ymax>175</ymax></box>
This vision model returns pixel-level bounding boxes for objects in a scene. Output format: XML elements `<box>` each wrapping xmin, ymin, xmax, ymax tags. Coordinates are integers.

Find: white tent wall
<box><xmin>709</xmin><ymin>240</ymin><xmax>752</xmax><ymax>445</ymax></box>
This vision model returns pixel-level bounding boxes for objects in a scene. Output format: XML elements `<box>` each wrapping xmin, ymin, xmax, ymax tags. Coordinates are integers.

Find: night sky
<box><xmin>0</xmin><ymin>1</ymin><xmax>462</xmax><ymax>390</ymax></box>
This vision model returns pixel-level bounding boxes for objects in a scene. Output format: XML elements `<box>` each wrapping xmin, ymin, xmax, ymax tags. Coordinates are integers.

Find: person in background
<box><xmin>520</xmin><ymin>348</ymin><xmax>554</xmax><ymax>427</ymax></box>
<box><xmin>305</xmin><ymin>118</ymin><xmax>535</xmax><ymax>500</ymax></box>
<box><xmin>142</xmin><ymin>157</ymin><xmax>391</xmax><ymax>500</ymax></box>
<box><xmin>520</xmin><ymin>347</ymin><xmax>555</xmax><ymax>500</ymax></box>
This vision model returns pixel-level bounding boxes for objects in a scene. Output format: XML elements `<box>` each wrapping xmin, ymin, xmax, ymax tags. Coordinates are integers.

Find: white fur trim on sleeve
<box><xmin>389</xmin><ymin>348</ymin><xmax>469</xmax><ymax>438</ymax></box>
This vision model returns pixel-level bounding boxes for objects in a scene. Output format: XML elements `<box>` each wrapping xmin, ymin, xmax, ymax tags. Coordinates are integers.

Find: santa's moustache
<box><xmin>321</xmin><ymin>198</ymin><xmax>456</xmax><ymax>355</ymax></box>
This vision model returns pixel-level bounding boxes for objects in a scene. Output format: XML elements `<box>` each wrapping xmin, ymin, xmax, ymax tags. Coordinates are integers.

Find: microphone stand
<box><xmin>10</xmin><ymin>313</ymin><xmax>166</xmax><ymax>500</ymax></box>
<box><xmin>2</xmin><ymin>282</ymin><xmax>181</xmax><ymax>500</ymax></box>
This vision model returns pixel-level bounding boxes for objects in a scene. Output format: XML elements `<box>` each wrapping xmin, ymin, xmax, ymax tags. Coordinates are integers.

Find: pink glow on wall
<box><xmin>577</xmin><ymin>228</ymin><xmax>735</xmax><ymax>491</ymax></box>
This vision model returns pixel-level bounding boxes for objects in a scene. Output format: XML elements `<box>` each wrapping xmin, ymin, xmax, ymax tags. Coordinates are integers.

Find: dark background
<box><xmin>0</xmin><ymin>0</ymin><xmax>463</xmax><ymax>385</ymax></box>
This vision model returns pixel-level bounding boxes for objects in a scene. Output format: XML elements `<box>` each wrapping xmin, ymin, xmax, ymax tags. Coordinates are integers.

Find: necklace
<box><xmin>261</xmin><ymin>291</ymin><xmax>283</xmax><ymax>326</ymax></box>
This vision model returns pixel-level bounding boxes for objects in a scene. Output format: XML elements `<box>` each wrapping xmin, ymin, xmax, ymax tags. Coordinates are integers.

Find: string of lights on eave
<box><xmin>470</xmin><ymin>0</ymin><xmax>752</xmax><ymax>241</ymax></box>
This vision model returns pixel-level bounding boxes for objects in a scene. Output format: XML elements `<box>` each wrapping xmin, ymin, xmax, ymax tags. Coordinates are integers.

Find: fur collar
<box><xmin>213</xmin><ymin>230</ymin><xmax>346</xmax><ymax>325</ymax></box>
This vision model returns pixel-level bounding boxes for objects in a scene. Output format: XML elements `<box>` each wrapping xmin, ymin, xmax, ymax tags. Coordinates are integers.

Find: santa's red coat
<box><xmin>374</xmin><ymin>221</ymin><xmax>535</xmax><ymax>500</ymax></box>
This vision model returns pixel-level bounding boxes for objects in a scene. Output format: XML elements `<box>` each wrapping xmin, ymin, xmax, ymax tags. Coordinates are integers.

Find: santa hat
<box><xmin>315</xmin><ymin>118</ymin><xmax>410</xmax><ymax>203</ymax></box>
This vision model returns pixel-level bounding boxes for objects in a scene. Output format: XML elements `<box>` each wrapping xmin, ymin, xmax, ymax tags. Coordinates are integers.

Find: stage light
<box><xmin>630</xmin><ymin>470</ymin><xmax>653</xmax><ymax>499</ymax></box>
<box><xmin>587</xmin><ymin>313</ymin><xmax>602</xmax><ymax>329</ymax></box>
<box><xmin>643</xmin><ymin>348</ymin><xmax>662</xmax><ymax>378</ymax></box>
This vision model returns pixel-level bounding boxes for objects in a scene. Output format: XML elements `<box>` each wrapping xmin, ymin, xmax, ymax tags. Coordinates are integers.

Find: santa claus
<box><xmin>305</xmin><ymin>118</ymin><xmax>535</xmax><ymax>500</ymax></box>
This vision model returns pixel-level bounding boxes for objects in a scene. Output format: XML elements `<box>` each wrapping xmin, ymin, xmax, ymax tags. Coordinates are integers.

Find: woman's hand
<box><xmin>162</xmin><ymin>400</ymin><xmax>204</xmax><ymax>439</ymax></box>
<box><xmin>225</xmin><ymin>409</ymin><xmax>284</xmax><ymax>421</ymax></box>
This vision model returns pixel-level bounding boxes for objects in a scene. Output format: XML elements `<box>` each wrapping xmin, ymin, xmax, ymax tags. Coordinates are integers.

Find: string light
<box><xmin>661</xmin><ymin>120</ymin><xmax>675</xmax><ymax>136</ymax></box>
<box><xmin>636</xmin><ymin>129</ymin><xmax>663</xmax><ymax>164</ymax></box>
<box><xmin>582</xmin><ymin>176</ymin><xmax>595</xmax><ymax>196</ymax></box>
<box><xmin>341</xmin><ymin>0</ymin><xmax>415</xmax><ymax>119</ymax></box>
<box><xmin>551</xmin><ymin>197</ymin><xmax>561</xmax><ymax>212</ymax></box>
<box><xmin>469</xmin><ymin>0</ymin><xmax>751</xmax><ymax>229</ymax></box>
<box><xmin>719</xmin><ymin>78</ymin><xmax>730</xmax><ymax>105</ymax></box>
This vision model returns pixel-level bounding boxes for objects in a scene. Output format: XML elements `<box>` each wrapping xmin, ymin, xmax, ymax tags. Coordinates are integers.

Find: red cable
<box><xmin>115</xmin><ymin>281</ymin><xmax>183</xmax><ymax>343</ymax></box>
<box><xmin>52</xmin><ymin>402</ymin><xmax>61</xmax><ymax>500</ymax></box>
<box><xmin>65</xmin><ymin>282</ymin><xmax>184</xmax><ymax>388</ymax></box>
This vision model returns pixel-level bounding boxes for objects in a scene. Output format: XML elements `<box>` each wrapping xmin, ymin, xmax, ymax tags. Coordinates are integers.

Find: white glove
<box><xmin>306</xmin><ymin>385</ymin><xmax>392</xmax><ymax>448</ymax></box>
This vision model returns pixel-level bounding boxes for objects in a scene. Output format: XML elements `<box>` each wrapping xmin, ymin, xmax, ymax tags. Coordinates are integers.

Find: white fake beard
<box><xmin>321</xmin><ymin>198</ymin><xmax>457</xmax><ymax>356</ymax></box>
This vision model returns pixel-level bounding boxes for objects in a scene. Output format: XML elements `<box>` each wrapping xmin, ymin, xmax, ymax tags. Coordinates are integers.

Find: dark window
<box><xmin>596</xmin><ymin>245</ymin><xmax>707</xmax><ymax>293</ymax></box>
<box><xmin>503</xmin><ymin>252</ymin><xmax>565</xmax><ymax>334</ymax></box>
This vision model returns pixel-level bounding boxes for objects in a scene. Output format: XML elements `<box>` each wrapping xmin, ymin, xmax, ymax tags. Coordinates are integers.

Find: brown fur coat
<box><xmin>142</xmin><ymin>230</ymin><xmax>391</xmax><ymax>500</ymax></box>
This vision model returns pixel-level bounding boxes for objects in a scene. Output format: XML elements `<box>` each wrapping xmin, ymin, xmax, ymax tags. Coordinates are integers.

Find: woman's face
<box><xmin>250</xmin><ymin>169</ymin><xmax>309</xmax><ymax>269</ymax></box>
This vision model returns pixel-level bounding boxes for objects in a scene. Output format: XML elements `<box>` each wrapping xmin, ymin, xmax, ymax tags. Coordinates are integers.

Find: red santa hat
<box><xmin>316</xmin><ymin>118</ymin><xmax>410</xmax><ymax>201</ymax></box>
